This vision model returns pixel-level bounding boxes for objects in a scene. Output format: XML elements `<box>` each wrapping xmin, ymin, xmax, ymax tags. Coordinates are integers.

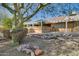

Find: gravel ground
<box><xmin>0</xmin><ymin>32</ymin><xmax>79</xmax><ymax>56</ymax></box>
<box><xmin>22</xmin><ymin>33</ymin><xmax>79</xmax><ymax>56</ymax></box>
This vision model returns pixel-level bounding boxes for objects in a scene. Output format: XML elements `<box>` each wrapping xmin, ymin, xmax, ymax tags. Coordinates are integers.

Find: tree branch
<box><xmin>23</xmin><ymin>3</ymin><xmax>50</xmax><ymax>22</ymax></box>
<box><xmin>22</xmin><ymin>3</ymin><xmax>33</xmax><ymax>16</ymax></box>
<box><xmin>19</xmin><ymin>3</ymin><xmax>24</xmax><ymax>9</ymax></box>
<box><xmin>2</xmin><ymin>3</ymin><xmax>15</xmax><ymax>14</ymax></box>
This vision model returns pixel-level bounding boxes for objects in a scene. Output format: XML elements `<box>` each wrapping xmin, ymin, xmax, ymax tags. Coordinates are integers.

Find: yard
<box><xmin>0</xmin><ymin>3</ymin><xmax>79</xmax><ymax>56</ymax></box>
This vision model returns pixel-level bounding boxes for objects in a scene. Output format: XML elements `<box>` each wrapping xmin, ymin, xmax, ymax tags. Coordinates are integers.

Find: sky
<box><xmin>0</xmin><ymin>4</ymin><xmax>13</xmax><ymax>19</ymax></box>
<box><xmin>30</xmin><ymin>3</ymin><xmax>79</xmax><ymax>21</ymax></box>
<box><xmin>1</xmin><ymin>3</ymin><xmax>79</xmax><ymax>22</ymax></box>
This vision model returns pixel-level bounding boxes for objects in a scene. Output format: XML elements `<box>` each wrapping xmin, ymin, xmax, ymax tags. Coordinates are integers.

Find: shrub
<box><xmin>2</xmin><ymin>18</ymin><xmax>12</xmax><ymax>30</ymax></box>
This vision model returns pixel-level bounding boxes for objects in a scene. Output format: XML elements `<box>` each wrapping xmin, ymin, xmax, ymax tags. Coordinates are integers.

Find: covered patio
<box><xmin>24</xmin><ymin>15</ymin><xmax>79</xmax><ymax>34</ymax></box>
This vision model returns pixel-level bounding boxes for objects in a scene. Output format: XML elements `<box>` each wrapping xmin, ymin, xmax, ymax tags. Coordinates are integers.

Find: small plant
<box><xmin>2</xmin><ymin>17</ymin><xmax>12</xmax><ymax>30</ymax></box>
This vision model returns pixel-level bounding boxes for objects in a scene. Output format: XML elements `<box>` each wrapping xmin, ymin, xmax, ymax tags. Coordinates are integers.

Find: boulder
<box><xmin>16</xmin><ymin>44</ymin><xmax>35</xmax><ymax>56</ymax></box>
<box><xmin>11</xmin><ymin>28</ymin><xmax>28</xmax><ymax>44</ymax></box>
<box><xmin>57</xmin><ymin>37</ymin><xmax>65</xmax><ymax>41</ymax></box>
<box><xmin>34</xmin><ymin>48</ymin><xmax>44</xmax><ymax>56</ymax></box>
<box><xmin>3</xmin><ymin>29</ymin><xmax>11</xmax><ymax>39</ymax></box>
<box><xmin>0</xmin><ymin>32</ymin><xmax>4</xmax><ymax>38</ymax></box>
<box><xmin>16</xmin><ymin>44</ymin><xmax>42</xmax><ymax>56</ymax></box>
<box><xmin>0</xmin><ymin>29</ymin><xmax>11</xmax><ymax>39</ymax></box>
<box><xmin>22</xmin><ymin>48</ymin><xmax>35</xmax><ymax>56</ymax></box>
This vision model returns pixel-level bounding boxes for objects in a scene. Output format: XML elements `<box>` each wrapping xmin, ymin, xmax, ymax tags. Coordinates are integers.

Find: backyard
<box><xmin>0</xmin><ymin>3</ymin><xmax>79</xmax><ymax>56</ymax></box>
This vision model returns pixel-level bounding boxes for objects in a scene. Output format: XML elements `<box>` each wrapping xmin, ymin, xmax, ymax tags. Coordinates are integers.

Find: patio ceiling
<box><xmin>45</xmin><ymin>15</ymin><xmax>79</xmax><ymax>23</ymax></box>
<box><xmin>24</xmin><ymin>15</ymin><xmax>79</xmax><ymax>25</ymax></box>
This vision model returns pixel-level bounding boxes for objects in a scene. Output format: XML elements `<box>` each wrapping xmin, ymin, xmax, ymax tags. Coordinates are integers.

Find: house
<box><xmin>24</xmin><ymin>14</ymin><xmax>79</xmax><ymax>34</ymax></box>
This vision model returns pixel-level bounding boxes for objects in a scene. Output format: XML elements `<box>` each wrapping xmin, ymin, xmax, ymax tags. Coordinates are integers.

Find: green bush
<box><xmin>2</xmin><ymin>18</ymin><xmax>12</xmax><ymax>30</ymax></box>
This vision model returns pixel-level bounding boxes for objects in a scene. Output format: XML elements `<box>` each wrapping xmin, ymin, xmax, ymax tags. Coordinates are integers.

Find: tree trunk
<box><xmin>11</xmin><ymin>3</ymin><xmax>27</xmax><ymax>44</ymax></box>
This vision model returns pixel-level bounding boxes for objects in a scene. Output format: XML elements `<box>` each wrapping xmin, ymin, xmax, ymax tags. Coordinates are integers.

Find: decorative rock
<box><xmin>3</xmin><ymin>30</ymin><xmax>11</xmax><ymax>39</ymax></box>
<box><xmin>61</xmin><ymin>46</ymin><xmax>67</xmax><ymax>50</ymax></box>
<box><xmin>34</xmin><ymin>48</ymin><xmax>43</xmax><ymax>56</ymax></box>
<box><xmin>33</xmin><ymin>45</ymin><xmax>39</xmax><ymax>49</ymax></box>
<box><xmin>16</xmin><ymin>44</ymin><xmax>35</xmax><ymax>56</ymax></box>
<box><xmin>0</xmin><ymin>32</ymin><xmax>4</xmax><ymax>38</ymax></box>
<box><xmin>22</xmin><ymin>48</ymin><xmax>35</xmax><ymax>56</ymax></box>
<box><xmin>57</xmin><ymin>37</ymin><xmax>65</xmax><ymax>41</ymax></box>
<box><xmin>16</xmin><ymin>44</ymin><xmax>42</xmax><ymax>56</ymax></box>
<box><xmin>11</xmin><ymin>28</ymin><xmax>28</xmax><ymax>44</ymax></box>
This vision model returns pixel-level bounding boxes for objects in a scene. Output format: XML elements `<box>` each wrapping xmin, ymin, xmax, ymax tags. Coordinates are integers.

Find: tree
<box><xmin>1</xmin><ymin>3</ymin><xmax>49</xmax><ymax>44</ymax></box>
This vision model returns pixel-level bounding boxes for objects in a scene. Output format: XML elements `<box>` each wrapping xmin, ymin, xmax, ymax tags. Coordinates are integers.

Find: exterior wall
<box><xmin>50</xmin><ymin>21</ymin><xmax>79</xmax><ymax>32</ymax></box>
<box><xmin>28</xmin><ymin>26</ymin><xmax>42</xmax><ymax>33</ymax></box>
<box><xmin>42</xmin><ymin>26</ymin><xmax>52</xmax><ymax>33</ymax></box>
<box><xmin>33</xmin><ymin>26</ymin><xmax>42</xmax><ymax>33</ymax></box>
<box><xmin>73</xmin><ymin>21</ymin><xmax>79</xmax><ymax>32</ymax></box>
<box><xmin>67</xmin><ymin>22</ymin><xmax>74</xmax><ymax>32</ymax></box>
<box><xmin>51</xmin><ymin>22</ymin><xmax>65</xmax><ymax>32</ymax></box>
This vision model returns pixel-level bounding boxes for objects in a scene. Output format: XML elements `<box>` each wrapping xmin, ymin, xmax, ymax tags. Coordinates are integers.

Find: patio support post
<box><xmin>41</xmin><ymin>20</ymin><xmax>43</xmax><ymax>33</ymax></box>
<box><xmin>27</xmin><ymin>24</ymin><xmax>29</xmax><ymax>33</ymax></box>
<box><xmin>32</xmin><ymin>23</ymin><xmax>34</xmax><ymax>28</ymax></box>
<box><xmin>65</xmin><ymin>17</ymin><xmax>68</xmax><ymax>33</ymax></box>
